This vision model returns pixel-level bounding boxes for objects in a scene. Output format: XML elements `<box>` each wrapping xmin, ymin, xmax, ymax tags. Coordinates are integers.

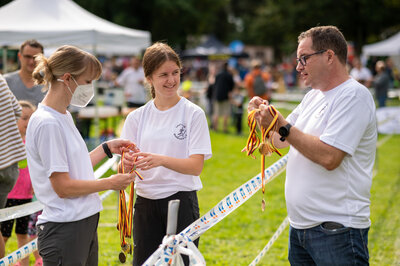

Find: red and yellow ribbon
<box><xmin>243</xmin><ymin>106</ymin><xmax>282</xmax><ymax>210</ymax></box>
<box><xmin>117</xmin><ymin>145</ymin><xmax>143</xmax><ymax>262</ymax></box>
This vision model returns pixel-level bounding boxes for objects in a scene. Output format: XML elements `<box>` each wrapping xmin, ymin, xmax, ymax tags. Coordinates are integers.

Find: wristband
<box><xmin>102</xmin><ymin>142</ymin><xmax>113</xmax><ymax>158</ymax></box>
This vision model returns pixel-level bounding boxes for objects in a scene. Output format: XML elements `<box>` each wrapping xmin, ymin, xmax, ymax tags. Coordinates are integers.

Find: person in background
<box><xmin>205</xmin><ymin>64</ymin><xmax>216</xmax><ymax>127</ymax></box>
<box><xmin>373</xmin><ymin>60</ymin><xmax>391</xmax><ymax>107</ymax></box>
<box><xmin>212</xmin><ymin>62</ymin><xmax>235</xmax><ymax>132</ymax></box>
<box><xmin>230</xmin><ymin>85</ymin><xmax>245</xmax><ymax>135</ymax></box>
<box><xmin>249</xmin><ymin>26</ymin><xmax>376</xmax><ymax>265</ymax></box>
<box><xmin>120</xmin><ymin>42</ymin><xmax>212</xmax><ymax>265</ymax></box>
<box><xmin>4</xmin><ymin>40</ymin><xmax>45</xmax><ymax>106</ymax></box>
<box><xmin>1</xmin><ymin>101</ymin><xmax>36</xmax><ymax>266</ymax></box>
<box><xmin>350</xmin><ymin>57</ymin><xmax>373</xmax><ymax>88</ymax></box>
<box><xmin>244</xmin><ymin>59</ymin><xmax>271</xmax><ymax>100</ymax></box>
<box><xmin>115</xmin><ymin>56</ymin><xmax>147</xmax><ymax>108</ymax></box>
<box><xmin>0</xmin><ymin>75</ymin><xmax>26</xmax><ymax>259</ymax></box>
<box><xmin>26</xmin><ymin>45</ymin><xmax>136</xmax><ymax>265</ymax></box>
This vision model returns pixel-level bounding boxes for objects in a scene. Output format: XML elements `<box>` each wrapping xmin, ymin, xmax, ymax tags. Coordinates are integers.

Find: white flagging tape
<box><xmin>0</xmin><ymin>157</ymin><xmax>120</xmax><ymax>266</ymax></box>
<box><xmin>249</xmin><ymin>217</ymin><xmax>289</xmax><ymax>266</ymax></box>
<box><xmin>0</xmin><ymin>201</ymin><xmax>44</xmax><ymax>223</ymax></box>
<box><xmin>0</xmin><ymin>240</ymin><xmax>38</xmax><ymax>266</ymax></box>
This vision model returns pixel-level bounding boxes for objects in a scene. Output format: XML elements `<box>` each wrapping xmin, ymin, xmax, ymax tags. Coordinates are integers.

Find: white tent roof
<box><xmin>0</xmin><ymin>0</ymin><xmax>151</xmax><ymax>55</ymax></box>
<box><xmin>362</xmin><ymin>32</ymin><xmax>400</xmax><ymax>57</ymax></box>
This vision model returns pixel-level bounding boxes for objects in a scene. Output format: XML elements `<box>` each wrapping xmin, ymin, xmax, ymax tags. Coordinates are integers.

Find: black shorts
<box><xmin>37</xmin><ymin>213</ymin><xmax>99</xmax><ymax>266</ymax></box>
<box><xmin>0</xmin><ymin>198</ymin><xmax>32</xmax><ymax>237</ymax></box>
<box><xmin>133</xmin><ymin>191</ymin><xmax>200</xmax><ymax>266</ymax></box>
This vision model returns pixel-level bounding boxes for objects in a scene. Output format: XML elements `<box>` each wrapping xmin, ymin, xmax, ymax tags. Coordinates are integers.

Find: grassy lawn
<box><xmin>4</xmin><ymin>104</ymin><xmax>400</xmax><ymax>265</ymax></box>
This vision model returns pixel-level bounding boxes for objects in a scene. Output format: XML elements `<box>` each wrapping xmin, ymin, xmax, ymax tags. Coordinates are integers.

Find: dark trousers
<box><xmin>37</xmin><ymin>213</ymin><xmax>99</xmax><ymax>266</ymax></box>
<box><xmin>289</xmin><ymin>224</ymin><xmax>369</xmax><ymax>265</ymax></box>
<box><xmin>233</xmin><ymin>112</ymin><xmax>243</xmax><ymax>134</ymax></box>
<box><xmin>133</xmin><ymin>191</ymin><xmax>200</xmax><ymax>266</ymax></box>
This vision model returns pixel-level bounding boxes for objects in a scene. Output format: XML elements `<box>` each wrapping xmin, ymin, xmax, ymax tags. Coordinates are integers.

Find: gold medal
<box><xmin>261</xmin><ymin>198</ymin><xmax>266</xmax><ymax>212</ymax></box>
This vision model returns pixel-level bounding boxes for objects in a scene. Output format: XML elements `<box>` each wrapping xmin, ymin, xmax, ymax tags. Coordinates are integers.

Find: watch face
<box><xmin>279</xmin><ymin>127</ymin><xmax>288</xmax><ymax>137</ymax></box>
<box><xmin>279</xmin><ymin>124</ymin><xmax>291</xmax><ymax>137</ymax></box>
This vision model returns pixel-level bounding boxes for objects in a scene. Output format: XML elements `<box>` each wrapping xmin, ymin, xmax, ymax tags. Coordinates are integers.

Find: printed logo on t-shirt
<box><xmin>174</xmin><ymin>123</ymin><xmax>187</xmax><ymax>140</ymax></box>
<box><xmin>315</xmin><ymin>103</ymin><xmax>328</xmax><ymax>118</ymax></box>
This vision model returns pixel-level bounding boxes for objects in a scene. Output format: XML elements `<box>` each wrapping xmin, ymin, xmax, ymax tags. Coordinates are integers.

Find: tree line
<box><xmin>1</xmin><ymin>0</ymin><xmax>399</xmax><ymax>60</ymax></box>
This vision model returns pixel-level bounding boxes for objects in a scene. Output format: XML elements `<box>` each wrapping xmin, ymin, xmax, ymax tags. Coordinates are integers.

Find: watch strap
<box><xmin>279</xmin><ymin>123</ymin><xmax>292</xmax><ymax>142</ymax></box>
<box><xmin>102</xmin><ymin>142</ymin><xmax>113</xmax><ymax>158</ymax></box>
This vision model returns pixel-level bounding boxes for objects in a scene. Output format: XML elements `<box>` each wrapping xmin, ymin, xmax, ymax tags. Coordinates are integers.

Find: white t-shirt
<box><xmin>116</xmin><ymin>67</ymin><xmax>146</xmax><ymax>104</ymax></box>
<box><xmin>121</xmin><ymin>97</ymin><xmax>212</xmax><ymax>199</ymax></box>
<box><xmin>26</xmin><ymin>104</ymin><xmax>102</xmax><ymax>225</ymax></box>
<box><xmin>285</xmin><ymin>78</ymin><xmax>377</xmax><ymax>229</ymax></box>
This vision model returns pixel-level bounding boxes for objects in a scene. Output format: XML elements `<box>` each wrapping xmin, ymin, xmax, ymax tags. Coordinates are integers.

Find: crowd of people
<box><xmin>0</xmin><ymin>24</ymin><xmax>395</xmax><ymax>265</ymax></box>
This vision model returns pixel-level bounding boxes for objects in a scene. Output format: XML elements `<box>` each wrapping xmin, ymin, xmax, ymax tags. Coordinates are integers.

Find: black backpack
<box><xmin>253</xmin><ymin>74</ymin><xmax>266</xmax><ymax>96</ymax></box>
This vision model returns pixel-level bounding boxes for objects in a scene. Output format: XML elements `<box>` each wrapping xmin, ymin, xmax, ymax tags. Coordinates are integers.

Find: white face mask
<box><xmin>58</xmin><ymin>77</ymin><xmax>94</xmax><ymax>107</ymax></box>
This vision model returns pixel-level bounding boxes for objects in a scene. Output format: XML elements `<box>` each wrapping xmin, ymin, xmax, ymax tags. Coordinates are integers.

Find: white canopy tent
<box><xmin>0</xmin><ymin>0</ymin><xmax>151</xmax><ymax>143</ymax></box>
<box><xmin>362</xmin><ymin>32</ymin><xmax>400</xmax><ymax>57</ymax></box>
<box><xmin>0</xmin><ymin>0</ymin><xmax>151</xmax><ymax>55</ymax></box>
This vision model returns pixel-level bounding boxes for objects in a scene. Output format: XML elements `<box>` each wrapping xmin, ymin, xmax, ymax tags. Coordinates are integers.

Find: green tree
<box><xmin>76</xmin><ymin>0</ymin><xmax>235</xmax><ymax>50</ymax></box>
<box><xmin>1</xmin><ymin>0</ymin><xmax>399</xmax><ymax>59</ymax></box>
<box><xmin>233</xmin><ymin>0</ymin><xmax>400</xmax><ymax>59</ymax></box>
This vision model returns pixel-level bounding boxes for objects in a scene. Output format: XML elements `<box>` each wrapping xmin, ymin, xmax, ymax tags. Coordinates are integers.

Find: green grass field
<box><xmin>4</xmin><ymin>105</ymin><xmax>400</xmax><ymax>265</ymax></box>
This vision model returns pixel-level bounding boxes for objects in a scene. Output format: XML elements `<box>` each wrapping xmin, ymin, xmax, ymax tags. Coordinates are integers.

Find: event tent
<box><xmin>0</xmin><ymin>0</ymin><xmax>151</xmax><ymax>55</ymax></box>
<box><xmin>362</xmin><ymin>32</ymin><xmax>400</xmax><ymax>57</ymax></box>
<box><xmin>182</xmin><ymin>35</ymin><xmax>232</xmax><ymax>58</ymax></box>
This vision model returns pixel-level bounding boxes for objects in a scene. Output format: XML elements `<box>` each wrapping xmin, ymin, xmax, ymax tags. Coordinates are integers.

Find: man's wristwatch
<box><xmin>279</xmin><ymin>123</ymin><xmax>292</xmax><ymax>142</ymax></box>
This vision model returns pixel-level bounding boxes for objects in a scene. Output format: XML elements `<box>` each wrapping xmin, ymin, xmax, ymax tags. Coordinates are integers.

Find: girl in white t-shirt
<box><xmin>26</xmin><ymin>45</ymin><xmax>136</xmax><ymax>265</ymax></box>
<box><xmin>120</xmin><ymin>43</ymin><xmax>212</xmax><ymax>265</ymax></box>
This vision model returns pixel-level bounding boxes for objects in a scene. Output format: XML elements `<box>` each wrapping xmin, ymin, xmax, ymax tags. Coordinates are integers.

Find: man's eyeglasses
<box><xmin>296</xmin><ymin>50</ymin><xmax>326</xmax><ymax>66</ymax></box>
<box><xmin>21</xmin><ymin>54</ymin><xmax>35</xmax><ymax>60</ymax></box>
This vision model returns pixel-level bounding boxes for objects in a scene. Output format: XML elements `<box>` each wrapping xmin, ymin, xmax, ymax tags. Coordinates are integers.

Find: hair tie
<box><xmin>39</xmin><ymin>70</ymin><xmax>44</xmax><ymax>77</ymax></box>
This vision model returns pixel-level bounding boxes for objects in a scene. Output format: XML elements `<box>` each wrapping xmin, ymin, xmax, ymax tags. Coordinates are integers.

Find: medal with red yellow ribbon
<box><xmin>242</xmin><ymin>106</ymin><xmax>282</xmax><ymax>211</ymax></box>
<box><xmin>117</xmin><ymin>145</ymin><xmax>143</xmax><ymax>263</ymax></box>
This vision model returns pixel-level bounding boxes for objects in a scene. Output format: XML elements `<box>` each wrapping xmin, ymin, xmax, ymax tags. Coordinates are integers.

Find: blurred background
<box><xmin>1</xmin><ymin>0</ymin><xmax>400</xmax><ymax>264</ymax></box>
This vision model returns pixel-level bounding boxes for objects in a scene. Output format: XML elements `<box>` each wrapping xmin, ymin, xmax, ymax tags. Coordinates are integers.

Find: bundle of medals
<box><xmin>117</xmin><ymin>146</ymin><xmax>143</xmax><ymax>263</ymax></box>
<box><xmin>242</xmin><ymin>106</ymin><xmax>282</xmax><ymax>211</ymax></box>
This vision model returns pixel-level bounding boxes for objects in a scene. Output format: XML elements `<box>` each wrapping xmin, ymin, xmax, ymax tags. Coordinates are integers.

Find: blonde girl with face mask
<box><xmin>26</xmin><ymin>45</ymin><xmax>136</xmax><ymax>265</ymax></box>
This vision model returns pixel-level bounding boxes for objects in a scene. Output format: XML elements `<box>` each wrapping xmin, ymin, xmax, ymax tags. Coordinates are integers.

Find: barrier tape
<box><xmin>0</xmin><ymin>240</ymin><xmax>37</xmax><ymax>266</ymax></box>
<box><xmin>178</xmin><ymin>155</ymin><xmax>288</xmax><ymax>242</ymax></box>
<box><xmin>249</xmin><ymin>217</ymin><xmax>289</xmax><ymax>266</ymax></box>
<box><xmin>0</xmin><ymin>201</ymin><xmax>44</xmax><ymax>223</ymax></box>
